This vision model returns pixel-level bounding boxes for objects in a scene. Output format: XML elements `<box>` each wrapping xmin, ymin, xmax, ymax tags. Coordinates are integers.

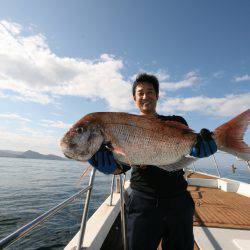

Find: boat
<box><xmin>0</xmin><ymin>155</ymin><xmax>249</xmax><ymax>250</ymax></box>
<box><xmin>64</xmin><ymin>170</ymin><xmax>250</xmax><ymax>250</ymax></box>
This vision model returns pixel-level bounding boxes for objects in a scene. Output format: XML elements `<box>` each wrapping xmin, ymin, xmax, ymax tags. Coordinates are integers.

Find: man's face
<box><xmin>134</xmin><ymin>82</ymin><xmax>158</xmax><ymax>115</ymax></box>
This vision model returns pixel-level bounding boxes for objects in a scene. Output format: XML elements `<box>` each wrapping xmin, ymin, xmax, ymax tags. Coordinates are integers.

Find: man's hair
<box><xmin>132</xmin><ymin>73</ymin><xmax>159</xmax><ymax>98</ymax></box>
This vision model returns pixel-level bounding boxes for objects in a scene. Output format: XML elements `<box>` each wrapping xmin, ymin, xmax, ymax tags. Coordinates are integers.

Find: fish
<box><xmin>60</xmin><ymin>109</ymin><xmax>250</xmax><ymax>171</ymax></box>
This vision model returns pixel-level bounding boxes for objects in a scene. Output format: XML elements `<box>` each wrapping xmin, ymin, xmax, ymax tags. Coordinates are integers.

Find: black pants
<box><xmin>126</xmin><ymin>190</ymin><xmax>194</xmax><ymax>250</ymax></box>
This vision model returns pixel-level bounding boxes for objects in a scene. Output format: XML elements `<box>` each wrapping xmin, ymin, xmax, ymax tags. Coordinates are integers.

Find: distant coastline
<box><xmin>0</xmin><ymin>150</ymin><xmax>70</xmax><ymax>161</ymax></box>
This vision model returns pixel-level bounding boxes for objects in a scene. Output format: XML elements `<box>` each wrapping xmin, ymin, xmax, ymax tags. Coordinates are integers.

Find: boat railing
<box><xmin>0</xmin><ymin>185</ymin><xmax>91</xmax><ymax>249</ymax></box>
<box><xmin>1</xmin><ymin>152</ymin><xmax>249</xmax><ymax>249</ymax></box>
<box><xmin>0</xmin><ymin>181</ymin><xmax>94</xmax><ymax>249</ymax></box>
<box><xmin>0</xmin><ymin>167</ymin><xmax>128</xmax><ymax>250</ymax></box>
<box><xmin>189</xmin><ymin>150</ymin><xmax>250</xmax><ymax>178</ymax></box>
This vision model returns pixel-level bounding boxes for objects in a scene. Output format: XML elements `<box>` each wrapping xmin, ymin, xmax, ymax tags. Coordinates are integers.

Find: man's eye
<box><xmin>76</xmin><ymin>126</ymin><xmax>86</xmax><ymax>134</ymax></box>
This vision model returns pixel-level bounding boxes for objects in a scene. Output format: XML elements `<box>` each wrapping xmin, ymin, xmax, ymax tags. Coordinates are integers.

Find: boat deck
<box><xmin>188</xmin><ymin>172</ymin><xmax>250</xmax><ymax>230</ymax></box>
<box><xmin>187</xmin><ymin>172</ymin><xmax>250</xmax><ymax>250</ymax></box>
<box><xmin>65</xmin><ymin>171</ymin><xmax>250</xmax><ymax>250</ymax></box>
<box><xmin>102</xmin><ymin>172</ymin><xmax>250</xmax><ymax>250</ymax></box>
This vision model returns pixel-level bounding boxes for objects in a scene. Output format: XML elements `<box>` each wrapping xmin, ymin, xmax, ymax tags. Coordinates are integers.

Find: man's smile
<box><xmin>134</xmin><ymin>82</ymin><xmax>158</xmax><ymax>115</ymax></box>
<box><xmin>141</xmin><ymin>101</ymin><xmax>152</xmax><ymax>105</ymax></box>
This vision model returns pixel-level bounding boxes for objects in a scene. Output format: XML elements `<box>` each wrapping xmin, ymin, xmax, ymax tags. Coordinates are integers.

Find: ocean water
<box><xmin>0</xmin><ymin>157</ymin><xmax>249</xmax><ymax>249</ymax></box>
<box><xmin>0</xmin><ymin>157</ymin><xmax>113</xmax><ymax>250</ymax></box>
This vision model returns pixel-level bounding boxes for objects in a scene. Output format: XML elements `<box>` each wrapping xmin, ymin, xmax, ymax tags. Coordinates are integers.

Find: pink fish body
<box><xmin>60</xmin><ymin>109</ymin><xmax>250</xmax><ymax>169</ymax></box>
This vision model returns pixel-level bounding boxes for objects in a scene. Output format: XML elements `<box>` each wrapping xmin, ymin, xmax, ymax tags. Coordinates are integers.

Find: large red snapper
<box><xmin>60</xmin><ymin>109</ymin><xmax>250</xmax><ymax>170</ymax></box>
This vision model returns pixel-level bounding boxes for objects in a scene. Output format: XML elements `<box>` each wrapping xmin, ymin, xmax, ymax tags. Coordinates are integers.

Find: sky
<box><xmin>0</xmin><ymin>0</ymin><xmax>249</xmax><ymax>162</ymax></box>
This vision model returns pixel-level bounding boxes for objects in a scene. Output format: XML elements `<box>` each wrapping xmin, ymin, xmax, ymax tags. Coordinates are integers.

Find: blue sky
<box><xmin>0</xmin><ymin>0</ymin><xmax>249</xmax><ymax>160</ymax></box>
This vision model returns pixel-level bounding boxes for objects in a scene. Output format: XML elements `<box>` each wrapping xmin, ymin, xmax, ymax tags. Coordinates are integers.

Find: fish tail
<box><xmin>213</xmin><ymin>109</ymin><xmax>250</xmax><ymax>161</ymax></box>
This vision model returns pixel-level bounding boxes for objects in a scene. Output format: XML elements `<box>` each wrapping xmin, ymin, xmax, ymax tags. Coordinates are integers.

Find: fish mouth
<box><xmin>62</xmin><ymin>148</ymin><xmax>87</xmax><ymax>161</ymax></box>
<box><xmin>61</xmin><ymin>143</ymin><xmax>90</xmax><ymax>162</ymax></box>
<box><xmin>64</xmin><ymin>154</ymin><xmax>74</xmax><ymax>160</ymax></box>
<box><xmin>60</xmin><ymin>136</ymin><xmax>78</xmax><ymax>149</ymax></box>
<box><xmin>60</xmin><ymin>141</ymin><xmax>77</xmax><ymax>158</ymax></box>
<box><xmin>61</xmin><ymin>146</ymin><xmax>73</xmax><ymax>159</ymax></box>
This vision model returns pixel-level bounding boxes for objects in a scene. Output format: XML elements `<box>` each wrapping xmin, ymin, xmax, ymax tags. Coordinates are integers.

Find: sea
<box><xmin>0</xmin><ymin>157</ymin><xmax>249</xmax><ymax>250</ymax></box>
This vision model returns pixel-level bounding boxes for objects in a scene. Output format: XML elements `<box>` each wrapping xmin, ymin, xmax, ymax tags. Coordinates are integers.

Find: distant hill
<box><xmin>0</xmin><ymin>150</ymin><xmax>69</xmax><ymax>161</ymax></box>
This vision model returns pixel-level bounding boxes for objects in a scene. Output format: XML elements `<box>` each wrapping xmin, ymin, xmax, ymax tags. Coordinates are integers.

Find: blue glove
<box><xmin>88</xmin><ymin>144</ymin><xmax>131</xmax><ymax>174</ymax></box>
<box><xmin>190</xmin><ymin>128</ymin><xmax>217</xmax><ymax>158</ymax></box>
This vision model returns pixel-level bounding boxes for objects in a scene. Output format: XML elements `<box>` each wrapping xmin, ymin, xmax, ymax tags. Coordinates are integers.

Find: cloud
<box><xmin>40</xmin><ymin>119</ymin><xmax>72</xmax><ymax>129</ymax></box>
<box><xmin>0</xmin><ymin>20</ymin><xmax>22</xmax><ymax>35</ymax></box>
<box><xmin>0</xmin><ymin>113</ymin><xmax>31</xmax><ymax>122</ymax></box>
<box><xmin>213</xmin><ymin>71</ymin><xmax>225</xmax><ymax>79</ymax></box>
<box><xmin>130</xmin><ymin>69</ymin><xmax>170</xmax><ymax>83</ymax></box>
<box><xmin>234</xmin><ymin>74</ymin><xmax>250</xmax><ymax>82</ymax></box>
<box><xmin>0</xmin><ymin>20</ymin><xmax>132</xmax><ymax>110</ymax></box>
<box><xmin>0</xmin><ymin>127</ymin><xmax>61</xmax><ymax>155</ymax></box>
<box><xmin>158</xmin><ymin>93</ymin><xmax>250</xmax><ymax>117</ymax></box>
<box><xmin>0</xmin><ymin>90</ymin><xmax>6</xmax><ymax>98</ymax></box>
<box><xmin>154</xmin><ymin>69</ymin><xmax>170</xmax><ymax>82</ymax></box>
<box><xmin>160</xmin><ymin>71</ymin><xmax>200</xmax><ymax>91</ymax></box>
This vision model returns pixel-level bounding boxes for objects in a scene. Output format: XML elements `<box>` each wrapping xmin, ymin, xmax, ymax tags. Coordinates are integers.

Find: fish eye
<box><xmin>76</xmin><ymin>126</ymin><xmax>86</xmax><ymax>134</ymax></box>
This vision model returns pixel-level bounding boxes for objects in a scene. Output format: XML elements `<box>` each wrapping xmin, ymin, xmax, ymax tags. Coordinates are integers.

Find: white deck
<box><xmin>188</xmin><ymin>171</ymin><xmax>250</xmax><ymax>197</ymax></box>
<box><xmin>64</xmin><ymin>174</ymin><xmax>250</xmax><ymax>250</ymax></box>
<box><xmin>194</xmin><ymin>226</ymin><xmax>250</xmax><ymax>250</ymax></box>
<box><xmin>64</xmin><ymin>181</ymin><xmax>131</xmax><ymax>250</ymax></box>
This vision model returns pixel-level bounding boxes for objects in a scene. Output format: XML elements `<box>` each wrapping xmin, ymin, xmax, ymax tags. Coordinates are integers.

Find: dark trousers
<box><xmin>126</xmin><ymin>190</ymin><xmax>194</xmax><ymax>250</ymax></box>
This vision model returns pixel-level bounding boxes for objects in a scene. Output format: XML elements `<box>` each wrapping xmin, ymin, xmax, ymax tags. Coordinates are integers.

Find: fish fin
<box><xmin>214</xmin><ymin>109</ymin><xmax>250</xmax><ymax>161</ymax></box>
<box><xmin>112</xmin><ymin>147</ymin><xmax>126</xmax><ymax>156</ymax></box>
<box><xmin>104</xmin><ymin>140</ymin><xmax>129</xmax><ymax>163</ymax></box>
<box><xmin>76</xmin><ymin>164</ymin><xmax>92</xmax><ymax>186</ymax></box>
<box><xmin>105</xmin><ymin>142</ymin><xmax>126</xmax><ymax>156</ymax></box>
<box><xmin>162</xmin><ymin>121</ymin><xmax>194</xmax><ymax>134</ymax></box>
<box><xmin>157</xmin><ymin>156</ymin><xmax>197</xmax><ymax>172</ymax></box>
<box><xmin>103</xmin><ymin>138</ymin><xmax>126</xmax><ymax>156</ymax></box>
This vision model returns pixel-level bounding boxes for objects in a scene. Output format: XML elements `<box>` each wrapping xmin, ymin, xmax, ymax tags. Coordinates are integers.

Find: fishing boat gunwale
<box><xmin>64</xmin><ymin>170</ymin><xmax>250</xmax><ymax>250</ymax></box>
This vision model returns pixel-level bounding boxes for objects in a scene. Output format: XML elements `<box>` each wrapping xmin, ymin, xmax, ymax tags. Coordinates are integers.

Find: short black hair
<box><xmin>132</xmin><ymin>73</ymin><xmax>159</xmax><ymax>98</ymax></box>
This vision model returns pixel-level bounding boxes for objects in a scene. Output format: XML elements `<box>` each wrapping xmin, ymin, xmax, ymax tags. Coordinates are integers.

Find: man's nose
<box><xmin>142</xmin><ymin>93</ymin><xmax>149</xmax><ymax>99</ymax></box>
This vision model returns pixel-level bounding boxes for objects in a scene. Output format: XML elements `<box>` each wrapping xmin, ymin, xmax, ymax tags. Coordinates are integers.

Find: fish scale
<box><xmin>61</xmin><ymin>110</ymin><xmax>250</xmax><ymax>171</ymax></box>
<box><xmin>100</xmin><ymin>114</ymin><xmax>196</xmax><ymax>166</ymax></box>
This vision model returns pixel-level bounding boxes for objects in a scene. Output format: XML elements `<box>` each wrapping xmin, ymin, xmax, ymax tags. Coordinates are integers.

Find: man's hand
<box><xmin>88</xmin><ymin>144</ymin><xmax>131</xmax><ymax>174</ymax></box>
<box><xmin>190</xmin><ymin>128</ymin><xmax>217</xmax><ymax>158</ymax></box>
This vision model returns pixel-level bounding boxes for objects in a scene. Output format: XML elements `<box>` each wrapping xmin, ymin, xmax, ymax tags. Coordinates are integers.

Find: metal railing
<box><xmin>76</xmin><ymin>168</ymin><xmax>96</xmax><ymax>250</ymax></box>
<box><xmin>119</xmin><ymin>175</ymin><xmax>127</xmax><ymax>250</ymax></box>
<box><xmin>211</xmin><ymin>154</ymin><xmax>221</xmax><ymax>178</ymax></box>
<box><xmin>0</xmin><ymin>167</ymin><xmax>128</xmax><ymax>250</ymax></box>
<box><xmin>246</xmin><ymin>161</ymin><xmax>250</xmax><ymax>171</ymax></box>
<box><xmin>2</xmin><ymin>152</ymin><xmax>247</xmax><ymax>249</ymax></box>
<box><xmin>0</xmin><ymin>185</ymin><xmax>92</xmax><ymax>249</ymax></box>
<box><xmin>188</xmin><ymin>151</ymin><xmax>250</xmax><ymax>178</ymax></box>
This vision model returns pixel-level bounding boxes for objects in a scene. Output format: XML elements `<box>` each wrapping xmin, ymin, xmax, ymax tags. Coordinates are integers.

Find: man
<box><xmin>89</xmin><ymin>73</ymin><xmax>217</xmax><ymax>250</ymax></box>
